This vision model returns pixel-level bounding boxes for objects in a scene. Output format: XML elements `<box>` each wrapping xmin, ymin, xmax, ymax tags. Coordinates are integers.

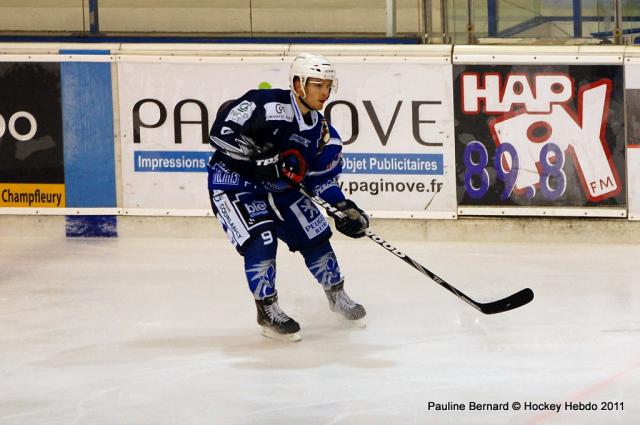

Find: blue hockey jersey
<box><xmin>208</xmin><ymin>88</ymin><xmax>345</xmax><ymax>204</ymax></box>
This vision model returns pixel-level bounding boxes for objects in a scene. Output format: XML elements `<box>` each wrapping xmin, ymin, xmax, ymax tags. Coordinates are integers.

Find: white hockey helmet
<box><xmin>289</xmin><ymin>53</ymin><xmax>338</xmax><ymax>98</ymax></box>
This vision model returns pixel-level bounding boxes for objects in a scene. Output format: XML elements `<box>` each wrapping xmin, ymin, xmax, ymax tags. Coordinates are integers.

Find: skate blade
<box><xmin>260</xmin><ymin>327</ymin><xmax>302</xmax><ymax>342</ymax></box>
<box><xmin>337</xmin><ymin>316</ymin><xmax>367</xmax><ymax>329</ymax></box>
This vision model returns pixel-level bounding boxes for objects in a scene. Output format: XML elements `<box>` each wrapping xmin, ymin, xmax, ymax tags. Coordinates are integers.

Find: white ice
<box><xmin>0</xmin><ymin>230</ymin><xmax>638</xmax><ymax>425</ymax></box>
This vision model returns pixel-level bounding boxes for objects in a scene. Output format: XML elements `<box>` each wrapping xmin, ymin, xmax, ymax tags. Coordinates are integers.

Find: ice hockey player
<box><xmin>207</xmin><ymin>53</ymin><xmax>369</xmax><ymax>341</ymax></box>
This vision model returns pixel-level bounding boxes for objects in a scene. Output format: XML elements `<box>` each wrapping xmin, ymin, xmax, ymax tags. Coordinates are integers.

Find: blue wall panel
<box><xmin>61</xmin><ymin>61</ymin><xmax>116</xmax><ymax>208</ymax></box>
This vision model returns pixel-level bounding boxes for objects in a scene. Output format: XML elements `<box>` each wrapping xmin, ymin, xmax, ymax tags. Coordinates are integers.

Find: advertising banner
<box><xmin>117</xmin><ymin>58</ymin><xmax>457</xmax><ymax>217</ymax></box>
<box><xmin>0</xmin><ymin>63</ymin><xmax>65</xmax><ymax>208</ymax></box>
<box><xmin>625</xmin><ymin>61</ymin><xmax>640</xmax><ymax>220</ymax></box>
<box><xmin>118</xmin><ymin>61</ymin><xmax>229</xmax><ymax>211</ymax></box>
<box><xmin>326</xmin><ymin>59</ymin><xmax>456</xmax><ymax>218</ymax></box>
<box><xmin>453</xmin><ymin>64</ymin><xmax>626</xmax><ymax>213</ymax></box>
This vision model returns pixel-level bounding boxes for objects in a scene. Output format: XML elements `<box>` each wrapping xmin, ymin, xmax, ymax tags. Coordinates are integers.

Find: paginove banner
<box><xmin>118</xmin><ymin>57</ymin><xmax>457</xmax><ymax>217</ymax></box>
<box><xmin>453</xmin><ymin>64</ymin><xmax>625</xmax><ymax>212</ymax></box>
<box><xmin>326</xmin><ymin>58</ymin><xmax>456</xmax><ymax>218</ymax></box>
<box><xmin>118</xmin><ymin>60</ymin><xmax>244</xmax><ymax>211</ymax></box>
<box><xmin>0</xmin><ymin>62</ymin><xmax>65</xmax><ymax>208</ymax></box>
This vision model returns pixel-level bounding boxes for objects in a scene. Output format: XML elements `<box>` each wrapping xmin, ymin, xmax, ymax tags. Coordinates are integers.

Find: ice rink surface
<box><xmin>1</xmin><ymin>231</ymin><xmax>638</xmax><ymax>425</ymax></box>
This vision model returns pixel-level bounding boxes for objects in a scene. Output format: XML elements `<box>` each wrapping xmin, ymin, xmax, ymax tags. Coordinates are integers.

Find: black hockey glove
<box><xmin>254</xmin><ymin>152</ymin><xmax>282</xmax><ymax>182</ymax></box>
<box><xmin>254</xmin><ymin>149</ymin><xmax>307</xmax><ymax>183</ymax></box>
<box><xmin>334</xmin><ymin>199</ymin><xmax>370</xmax><ymax>239</ymax></box>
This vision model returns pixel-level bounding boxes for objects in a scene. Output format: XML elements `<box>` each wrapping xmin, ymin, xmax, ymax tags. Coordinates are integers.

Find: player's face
<box><xmin>301</xmin><ymin>78</ymin><xmax>333</xmax><ymax>110</ymax></box>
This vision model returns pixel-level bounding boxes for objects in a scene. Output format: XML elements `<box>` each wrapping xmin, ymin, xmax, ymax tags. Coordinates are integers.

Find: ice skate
<box><xmin>325</xmin><ymin>282</ymin><xmax>366</xmax><ymax>327</ymax></box>
<box><xmin>255</xmin><ymin>293</ymin><xmax>302</xmax><ymax>342</ymax></box>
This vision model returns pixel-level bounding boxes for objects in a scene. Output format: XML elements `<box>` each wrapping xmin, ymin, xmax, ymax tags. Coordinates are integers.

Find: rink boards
<box><xmin>1</xmin><ymin>44</ymin><xmax>640</xmax><ymax>232</ymax></box>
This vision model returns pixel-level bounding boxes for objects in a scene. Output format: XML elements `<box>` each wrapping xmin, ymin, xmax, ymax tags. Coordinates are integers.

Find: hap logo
<box><xmin>457</xmin><ymin>67</ymin><xmax>624</xmax><ymax>204</ymax></box>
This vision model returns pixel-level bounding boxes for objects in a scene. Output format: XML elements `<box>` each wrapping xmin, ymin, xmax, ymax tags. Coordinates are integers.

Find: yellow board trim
<box><xmin>0</xmin><ymin>183</ymin><xmax>66</xmax><ymax>208</ymax></box>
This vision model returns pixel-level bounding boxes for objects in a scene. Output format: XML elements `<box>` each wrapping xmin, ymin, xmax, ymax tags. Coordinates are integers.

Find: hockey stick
<box><xmin>295</xmin><ymin>184</ymin><xmax>534</xmax><ymax>314</ymax></box>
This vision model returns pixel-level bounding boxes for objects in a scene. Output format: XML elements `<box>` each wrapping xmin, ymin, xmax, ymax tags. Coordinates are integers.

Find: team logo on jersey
<box><xmin>289</xmin><ymin>134</ymin><xmax>311</xmax><ymax>148</ymax></box>
<box><xmin>209</xmin><ymin>163</ymin><xmax>241</xmax><ymax>187</ymax></box>
<box><xmin>308</xmin><ymin>252</ymin><xmax>342</xmax><ymax>287</ymax></box>
<box><xmin>314</xmin><ymin>177</ymin><xmax>339</xmax><ymax>195</ymax></box>
<box><xmin>211</xmin><ymin>192</ymin><xmax>250</xmax><ymax>247</ymax></box>
<box><xmin>232</xmin><ymin>193</ymin><xmax>270</xmax><ymax>226</ymax></box>
<box><xmin>243</xmin><ymin>200</ymin><xmax>269</xmax><ymax>222</ymax></box>
<box><xmin>290</xmin><ymin>197</ymin><xmax>328</xmax><ymax>239</ymax></box>
<box><xmin>264</xmin><ymin>102</ymin><xmax>294</xmax><ymax>122</ymax></box>
<box><xmin>226</xmin><ymin>100</ymin><xmax>256</xmax><ymax>125</ymax></box>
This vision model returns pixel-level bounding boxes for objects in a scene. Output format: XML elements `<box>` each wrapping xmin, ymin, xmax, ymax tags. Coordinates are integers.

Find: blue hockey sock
<box><xmin>300</xmin><ymin>240</ymin><xmax>343</xmax><ymax>290</ymax></box>
<box><xmin>243</xmin><ymin>233</ymin><xmax>277</xmax><ymax>300</ymax></box>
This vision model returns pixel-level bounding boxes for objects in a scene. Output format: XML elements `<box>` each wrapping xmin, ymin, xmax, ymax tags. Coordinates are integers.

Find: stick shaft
<box><xmin>296</xmin><ymin>184</ymin><xmax>533</xmax><ymax>314</ymax></box>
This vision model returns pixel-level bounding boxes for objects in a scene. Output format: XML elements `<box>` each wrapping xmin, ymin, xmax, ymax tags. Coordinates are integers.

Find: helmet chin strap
<box><xmin>293</xmin><ymin>82</ymin><xmax>317</xmax><ymax>112</ymax></box>
<box><xmin>299</xmin><ymin>94</ymin><xmax>316</xmax><ymax>111</ymax></box>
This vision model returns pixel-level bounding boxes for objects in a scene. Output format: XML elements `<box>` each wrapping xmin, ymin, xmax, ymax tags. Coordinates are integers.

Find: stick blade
<box><xmin>478</xmin><ymin>288</ymin><xmax>534</xmax><ymax>315</ymax></box>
